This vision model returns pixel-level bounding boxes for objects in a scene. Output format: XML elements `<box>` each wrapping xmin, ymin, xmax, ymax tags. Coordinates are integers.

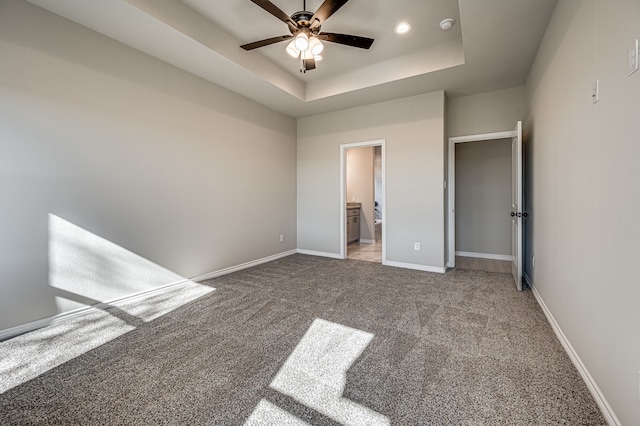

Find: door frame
<box><xmin>510</xmin><ymin>121</ymin><xmax>524</xmax><ymax>290</ymax></box>
<box><xmin>340</xmin><ymin>139</ymin><xmax>386</xmax><ymax>263</ymax></box>
<box><xmin>446</xmin><ymin>129</ymin><xmax>518</xmax><ymax>269</ymax></box>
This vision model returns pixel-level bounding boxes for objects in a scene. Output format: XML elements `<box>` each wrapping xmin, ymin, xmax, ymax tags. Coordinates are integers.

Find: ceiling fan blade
<box><xmin>310</xmin><ymin>0</ymin><xmax>349</xmax><ymax>29</ymax></box>
<box><xmin>317</xmin><ymin>32</ymin><xmax>374</xmax><ymax>49</ymax></box>
<box><xmin>250</xmin><ymin>0</ymin><xmax>298</xmax><ymax>28</ymax></box>
<box><xmin>303</xmin><ymin>57</ymin><xmax>316</xmax><ymax>71</ymax></box>
<box><xmin>240</xmin><ymin>35</ymin><xmax>293</xmax><ymax>50</ymax></box>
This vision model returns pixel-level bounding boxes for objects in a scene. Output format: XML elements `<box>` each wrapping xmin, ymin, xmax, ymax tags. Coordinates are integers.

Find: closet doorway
<box><xmin>340</xmin><ymin>139</ymin><xmax>386</xmax><ymax>263</ymax></box>
<box><xmin>447</xmin><ymin>122</ymin><xmax>523</xmax><ymax>290</ymax></box>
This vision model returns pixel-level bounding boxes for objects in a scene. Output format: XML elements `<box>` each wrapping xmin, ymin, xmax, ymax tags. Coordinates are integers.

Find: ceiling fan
<box><xmin>241</xmin><ymin>0</ymin><xmax>374</xmax><ymax>73</ymax></box>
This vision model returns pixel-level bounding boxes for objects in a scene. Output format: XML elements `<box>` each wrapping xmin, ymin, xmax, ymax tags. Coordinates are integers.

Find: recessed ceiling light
<box><xmin>394</xmin><ymin>22</ymin><xmax>412</xmax><ymax>34</ymax></box>
<box><xmin>439</xmin><ymin>18</ymin><xmax>455</xmax><ymax>31</ymax></box>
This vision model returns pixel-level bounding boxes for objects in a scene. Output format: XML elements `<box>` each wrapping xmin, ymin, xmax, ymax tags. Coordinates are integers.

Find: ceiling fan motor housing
<box><xmin>290</xmin><ymin>11</ymin><xmax>319</xmax><ymax>34</ymax></box>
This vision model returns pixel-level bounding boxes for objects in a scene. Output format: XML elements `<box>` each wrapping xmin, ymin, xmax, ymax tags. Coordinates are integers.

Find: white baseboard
<box><xmin>383</xmin><ymin>260</ymin><xmax>446</xmax><ymax>274</ymax></box>
<box><xmin>359</xmin><ymin>239</ymin><xmax>376</xmax><ymax>244</ymax></box>
<box><xmin>0</xmin><ymin>278</ymin><xmax>192</xmax><ymax>341</ymax></box>
<box><xmin>531</xmin><ymin>285</ymin><xmax>620</xmax><ymax>426</ymax></box>
<box><xmin>298</xmin><ymin>249</ymin><xmax>446</xmax><ymax>275</ymax></box>
<box><xmin>192</xmin><ymin>250</ymin><xmax>297</xmax><ymax>282</ymax></box>
<box><xmin>0</xmin><ymin>250</ymin><xmax>298</xmax><ymax>342</ymax></box>
<box><xmin>455</xmin><ymin>251</ymin><xmax>513</xmax><ymax>261</ymax></box>
<box><xmin>0</xmin><ymin>316</ymin><xmax>54</xmax><ymax>342</ymax></box>
<box><xmin>296</xmin><ymin>249</ymin><xmax>343</xmax><ymax>259</ymax></box>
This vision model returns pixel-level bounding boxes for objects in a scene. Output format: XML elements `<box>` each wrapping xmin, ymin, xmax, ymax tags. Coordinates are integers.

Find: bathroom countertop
<box><xmin>346</xmin><ymin>202</ymin><xmax>361</xmax><ymax>209</ymax></box>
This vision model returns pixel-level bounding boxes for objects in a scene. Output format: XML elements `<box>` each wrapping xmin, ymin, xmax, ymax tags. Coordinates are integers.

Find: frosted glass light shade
<box><xmin>309</xmin><ymin>37</ymin><xmax>324</xmax><ymax>55</ymax></box>
<box><xmin>294</xmin><ymin>32</ymin><xmax>309</xmax><ymax>51</ymax></box>
<box><xmin>286</xmin><ymin>40</ymin><xmax>300</xmax><ymax>58</ymax></box>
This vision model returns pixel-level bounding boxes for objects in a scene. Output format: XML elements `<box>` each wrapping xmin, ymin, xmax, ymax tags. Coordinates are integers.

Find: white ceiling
<box><xmin>182</xmin><ymin>0</ymin><xmax>463</xmax><ymax>83</ymax></box>
<box><xmin>26</xmin><ymin>0</ymin><xmax>558</xmax><ymax>118</ymax></box>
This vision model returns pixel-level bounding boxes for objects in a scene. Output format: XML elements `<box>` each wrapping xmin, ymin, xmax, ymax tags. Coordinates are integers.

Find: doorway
<box><xmin>454</xmin><ymin>139</ymin><xmax>512</xmax><ymax>274</ymax></box>
<box><xmin>340</xmin><ymin>140</ymin><xmax>386</xmax><ymax>263</ymax></box>
<box><xmin>447</xmin><ymin>122</ymin><xmax>523</xmax><ymax>290</ymax></box>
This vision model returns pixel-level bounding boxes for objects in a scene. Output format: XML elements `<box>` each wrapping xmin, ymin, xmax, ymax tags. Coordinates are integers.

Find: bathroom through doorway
<box><xmin>340</xmin><ymin>140</ymin><xmax>385</xmax><ymax>263</ymax></box>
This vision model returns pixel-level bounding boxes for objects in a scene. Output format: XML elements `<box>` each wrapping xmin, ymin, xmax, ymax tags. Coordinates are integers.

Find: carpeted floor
<box><xmin>0</xmin><ymin>254</ymin><xmax>606</xmax><ymax>425</ymax></box>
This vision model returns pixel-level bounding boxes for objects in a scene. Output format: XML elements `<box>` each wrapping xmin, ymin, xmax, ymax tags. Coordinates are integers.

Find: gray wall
<box><xmin>0</xmin><ymin>1</ymin><xmax>297</xmax><ymax>330</ymax></box>
<box><xmin>298</xmin><ymin>92</ymin><xmax>446</xmax><ymax>270</ymax></box>
<box><xmin>346</xmin><ymin>147</ymin><xmax>375</xmax><ymax>241</ymax></box>
<box><xmin>526</xmin><ymin>0</ymin><xmax>640</xmax><ymax>423</ymax></box>
<box><xmin>455</xmin><ymin>139</ymin><xmax>512</xmax><ymax>256</ymax></box>
<box><xmin>446</xmin><ymin>87</ymin><xmax>526</xmax><ymax>262</ymax></box>
<box><xmin>447</xmin><ymin>87</ymin><xmax>527</xmax><ymax>137</ymax></box>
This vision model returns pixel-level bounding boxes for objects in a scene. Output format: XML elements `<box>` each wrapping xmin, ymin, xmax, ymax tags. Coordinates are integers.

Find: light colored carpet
<box><xmin>0</xmin><ymin>254</ymin><xmax>605</xmax><ymax>425</ymax></box>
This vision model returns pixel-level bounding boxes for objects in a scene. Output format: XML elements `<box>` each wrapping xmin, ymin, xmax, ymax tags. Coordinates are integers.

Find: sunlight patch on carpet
<box><xmin>245</xmin><ymin>399</ymin><xmax>311</xmax><ymax>426</ymax></box>
<box><xmin>246</xmin><ymin>318</ymin><xmax>389</xmax><ymax>426</ymax></box>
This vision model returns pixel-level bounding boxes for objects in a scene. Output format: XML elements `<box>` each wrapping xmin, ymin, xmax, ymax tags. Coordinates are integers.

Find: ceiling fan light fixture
<box><xmin>294</xmin><ymin>32</ymin><xmax>309</xmax><ymax>51</ymax></box>
<box><xmin>394</xmin><ymin>22</ymin><xmax>412</xmax><ymax>34</ymax></box>
<box><xmin>286</xmin><ymin>40</ymin><xmax>300</xmax><ymax>58</ymax></box>
<box><xmin>314</xmin><ymin>54</ymin><xmax>324</xmax><ymax>62</ymax></box>
<box><xmin>309</xmin><ymin>37</ymin><xmax>324</xmax><ymax>56</ymax></box>
<box><xmin>245</xmin><ymin>0</ymin><xmax>375</xmax><ymax>73</ymax></box>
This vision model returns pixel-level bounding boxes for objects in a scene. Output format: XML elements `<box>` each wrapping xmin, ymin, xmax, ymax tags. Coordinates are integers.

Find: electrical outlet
<box><xmin>532</xmin><ymin>256</ymin><xmax>535</xmax><ymax>268</ymax></box>
<box><xmin>629</xmin><ymin>38</ymin><xmax>639</xmax><ymax>76</ymax></box>
<box><xmin>414</xmin><ymin>242</ymin><xmax>420</xmax><ymax>251</ymax></box>
<box><xmin>279</xmin><ymin>234</ymin><xmax>284</xmax><ymax>243</ymax></box>
<box><xmin>592</xmin><ymin>80</ymin><xmax>599</xmax><ymax>104</ymax></box>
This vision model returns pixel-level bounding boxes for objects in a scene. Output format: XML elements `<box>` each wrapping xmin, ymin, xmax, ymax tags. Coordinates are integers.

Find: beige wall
<box><xmin>447</xmin><ymin>86</ymin><xmax>527</xmax><ymax>137</ymax></box>
<box><xmin>298</xmin><ymin>92</ymin><xmax>446</xmax><ymax>270</ymax></box>
<box><xmin>0</xmin><ymin>1</ymin><xmax>297</xmax><ymax>330</ymax></box>
<box><xmin>526</xmin><ymin>0</ymin><xmax>640</xmax><ymax>423</ymax></box>
<box><xmin>346</xmin><ymin>147</ymin><xmax>375</xmax><ymax>241</ymax></box>
<box><xmin>455</xmin><ymin>139</ymin><xmax>512</xmax><ymax>256</ymax></box>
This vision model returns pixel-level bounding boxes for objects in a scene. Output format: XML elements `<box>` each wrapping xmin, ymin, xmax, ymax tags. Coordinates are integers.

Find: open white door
<box><xmin>511</xmin><ymin>121</ymin><xmax>523</xmax><ymax>290</ymax></box>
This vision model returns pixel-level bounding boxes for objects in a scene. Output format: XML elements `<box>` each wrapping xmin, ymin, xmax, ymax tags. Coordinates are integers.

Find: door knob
<box><xmin>511</xmin><ymin>212</ymin><xmax>528</xmax><ymax>218</ymax></box>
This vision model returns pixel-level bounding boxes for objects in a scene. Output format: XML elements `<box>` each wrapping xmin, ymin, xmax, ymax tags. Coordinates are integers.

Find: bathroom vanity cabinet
<box><xmin>346</xmin><ymin>207</ymin><xmax>361</xmax><ymax>243</ymax></box>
